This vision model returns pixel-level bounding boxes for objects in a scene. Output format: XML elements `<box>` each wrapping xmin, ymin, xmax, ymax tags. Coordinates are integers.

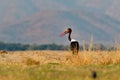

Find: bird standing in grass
<box><xmin>60</xmin><ymin>28</ymin><xmax>79</xmax><ymax>55</ymax></box>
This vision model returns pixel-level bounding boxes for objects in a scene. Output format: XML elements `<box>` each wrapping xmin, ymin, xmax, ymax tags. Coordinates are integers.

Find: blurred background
<box><xmin>0</xmin><ymin>0</ymin><xmax>120</xmax><ymax>46</ymax></box>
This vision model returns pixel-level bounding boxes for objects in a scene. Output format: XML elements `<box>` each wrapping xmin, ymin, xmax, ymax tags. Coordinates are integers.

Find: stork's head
<box><xmin>65</xmin><ymin>28</ymin><xmax>72</xmax><ymax>34</ymax></box>
<box><xmin>60</xmin><ymin>28</ymin><xmax>72</xmax><ymax>37</ymax></box>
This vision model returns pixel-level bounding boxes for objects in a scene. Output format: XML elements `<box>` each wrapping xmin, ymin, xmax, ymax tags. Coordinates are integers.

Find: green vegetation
<box><xmin>0</xmin><ymin>41</ymin><xmax>67</xmax><ymax>51</ymax></box>
<box><xmin>0</xmin><ymin>64</ymin><xmax>119</xmax><ymax>80</ymax></box>
<box><xmin>0</xmin><ymin>41</ymin><xmax>117</xmax><ymax>51</ymax></box>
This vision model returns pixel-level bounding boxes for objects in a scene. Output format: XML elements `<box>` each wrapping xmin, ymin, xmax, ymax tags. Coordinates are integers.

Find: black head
<box><xmin>59</xmin><ymin>28</ymin><xmax>72</xmax><ymax>37</ymax></box>
<box><xmin>64</xmin><ymin>28</ymin><xmax>72</xmax><ymax>34</ymax></box>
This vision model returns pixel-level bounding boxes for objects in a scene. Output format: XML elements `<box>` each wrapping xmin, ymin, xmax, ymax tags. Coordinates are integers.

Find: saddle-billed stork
<box><xmin>60</xmin><ymin>28</ymin><xmax>79</xmax><ymax>55</ymax></box>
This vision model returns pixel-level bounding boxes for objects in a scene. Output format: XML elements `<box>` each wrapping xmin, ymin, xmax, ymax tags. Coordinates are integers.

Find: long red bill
<box><xmin>59</xmin><ymin>33</ymin><xmax>65</xmax><ymax>37</ymax></box>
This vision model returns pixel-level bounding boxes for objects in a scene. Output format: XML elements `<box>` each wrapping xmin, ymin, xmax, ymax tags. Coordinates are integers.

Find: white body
<box><xmin>71</xmin><ymin>39</ymin><xmax>77</xmax><ymax>42</ymax></box>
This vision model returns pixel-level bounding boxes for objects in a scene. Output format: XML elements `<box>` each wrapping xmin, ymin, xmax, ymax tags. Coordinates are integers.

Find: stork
<box><xmin>60</xmin><ymin>28</ymin><xmax>79</xmax><ymax>55</ymax></box>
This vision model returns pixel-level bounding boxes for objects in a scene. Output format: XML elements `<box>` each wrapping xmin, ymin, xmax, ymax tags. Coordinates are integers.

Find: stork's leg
<box><xmin>73</xmin><ymin>47</ymin><xmax>78</xmax><ymax>55</ymax></box>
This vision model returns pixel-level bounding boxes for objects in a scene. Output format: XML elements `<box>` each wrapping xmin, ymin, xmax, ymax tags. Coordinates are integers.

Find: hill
<box><xmin>0</xmin><ymin>0</ymin><xmax>120</xmax><ymax>44</ymax></box>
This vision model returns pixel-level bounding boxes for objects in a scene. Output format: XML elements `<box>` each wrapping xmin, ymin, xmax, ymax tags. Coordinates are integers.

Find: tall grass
<box><xmin>0</xmin><ymin>50</ymin><xmax>120</xmax><ymax>80</ymax></box>
<box><xmin>0</xmin><ymin>50</ymin><xmax>120</xmax><ymax>65</ymax></box>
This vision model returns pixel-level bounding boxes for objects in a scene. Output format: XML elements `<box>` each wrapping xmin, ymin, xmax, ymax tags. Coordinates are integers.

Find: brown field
<box><xmin>0</xmin><ymin>50</ymin><xmax>120</xmax><ymax>65</ymax></box>
<box><xmin>0</xmin><ymin>50</ymin><xmax>120</xmax><ymax>80</ymax></box>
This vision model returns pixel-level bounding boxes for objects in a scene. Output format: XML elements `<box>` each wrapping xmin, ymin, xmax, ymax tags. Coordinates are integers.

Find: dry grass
<box><xmin>0</xmin><ymin>50</ymin><xmax>120</xmax><ymax>65</ymax></box>
<box><xmin>0</xmin><ymin>50</ymin><xmax>120</xmax><ymax>80</ymax></box>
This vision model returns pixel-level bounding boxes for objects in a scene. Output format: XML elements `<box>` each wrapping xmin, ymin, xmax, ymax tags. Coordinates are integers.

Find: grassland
<box><xmin>0</xmin><ymin>50</ymin><xmax>120</xmax><ymax>80</ymax></box>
